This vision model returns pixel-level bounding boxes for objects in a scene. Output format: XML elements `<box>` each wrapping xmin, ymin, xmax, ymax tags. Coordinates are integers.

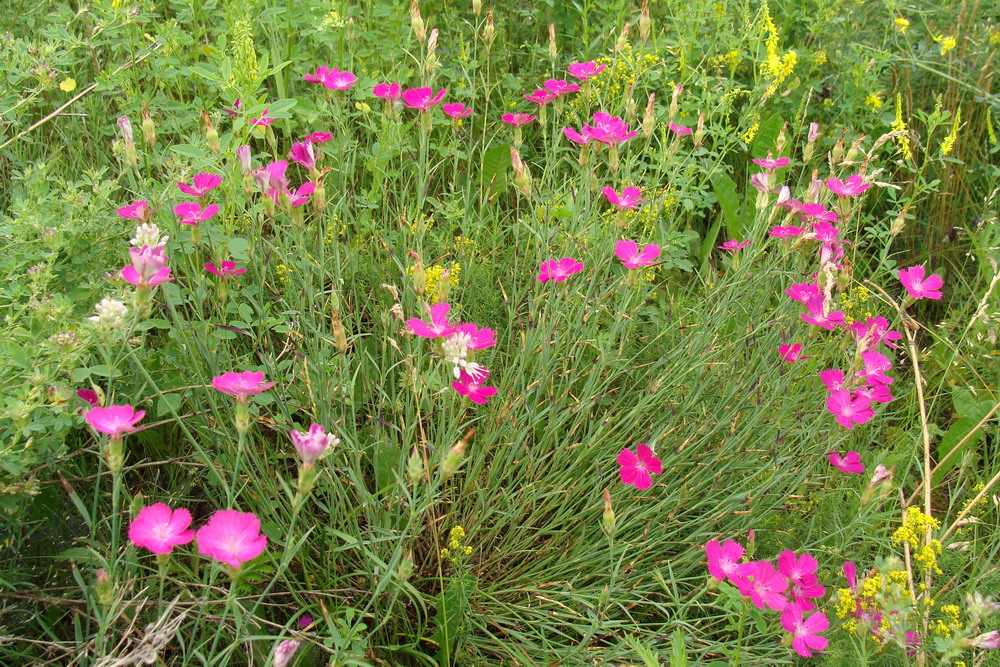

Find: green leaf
<box><xmin>934</xmin><ymin>400</ymin><xmax>994</xmax><ymax>483</ymax></box>
<box><xmin>750</xmin><ymin>113</ymin><xmax>785</xmax><ymax>157</ymax></box>
<box><xmin>669</xmin><ymin>629</ymin><xmax>688</xmax><ymax>667</ymax></box>
<box><xmin>156</xmin><ymin>393</ymin><xmax>183</xmax><ymax>418</ymax></box>
<box><xmin>709</xmin><ymin>173</ymin><xmax>743</xmax><ymax>240</ymax></box>
<box><xmin>479</xmin><ymin>143</ymin><xmax>511</xmax><ymax>195</ymax></box>
<box><xmin>169</xmin><ymin>144</ymin><xmax>208</xmax><ymax>160</ymax></box>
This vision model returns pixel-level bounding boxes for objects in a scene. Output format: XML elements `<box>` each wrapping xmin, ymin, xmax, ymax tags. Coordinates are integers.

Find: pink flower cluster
<box><xmin>564</xmin><ymin>111</ymin><xmax>638</xmax><ymax>146</ymax></box>
<box><xmin>175</xmin><ymin>174</ymin><xmax>222</xmax><ymax>227</ymax></box>
<box><xmin>706</xmin><ymin>539</ymin><xmax>829</xmax><ymax>657</ymax></box>
<box><xmin>129</xmin><ymin>503</ymin><xmax>267</xmax><ymax>569</ymax></box>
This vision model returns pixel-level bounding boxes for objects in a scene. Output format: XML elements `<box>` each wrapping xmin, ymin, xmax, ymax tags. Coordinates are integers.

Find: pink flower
<box><xmin>236</xmin><ymin>146</ymin><xmax>252</xmax><ymax>174</ymax></box>
<box><xmin>372</xmin><ymin>83</ymin><xmax>403</xmax><ymax>102</ymax></box>
<box><xmin>303</xmin><ymin>66</ymin><xmax>332</xmax><ymax>84</ymax></box>
<box><xmin>304</xmin><ymin>66</ymin><xmax>356</xmax><ymax>90</ymax></box>
<box><xmin>177</xmin><ymin>173</ymin><xmax>222</xmax><ymax>198</ymax></box>
<box><xmin>212</xmin><ymin>371</ymin><xmax>276</xmax><ymax>400</ymax></box>
<box><xmin>268</xmin><ymin>181</ymin><xmax>316</xmax><ymax>207</ymax></box>
<box><xmin>122</xmin><ymin>245</ymin><xmax>173</xmax><ymax>287</ymax></box>
<box><xmin>801</xmin><ymin>203</ymin><xmax>838</xmax><ymax>223</ymax></box>
<box><xmin>442</xmin><ymin>103</ymin><xmax>472</xmax><ymax>118</ymax></box>
<box><xmin>77</xmin><ymin>389</ymin><xmax>100</xmax><ymax>410</ymax></box>
<box><xmin>750</xmin><ymin>172</ymin><xmax>775</xmax><ymax>193</ymax></box>
<box><xmin>537</xmin><ymin>257</ymin><xmax>583</xmax><ymax>283</ymax></box>
<box><xmin>128</xmin><ymin>503</ymin><xmax>195</xmax><ymax>555</ymax></box>
<box><xmin>812</xmin><ymin>221</ymin><xmax>841</xmax><ymax>243</ymax></box>
<box><xmin>222</xmin><ymin>99</ymin><xmax>244</xmax><ymax>115</ymax></box>
<box><xmin>602</xmin><ymin>186</ymin><xmax>647</xmax><ymax>210</ymax></box>
<box><xmin>971</xmin><ymin>630</ymin><xmax>1000</xmax><ymax>649</ymax></box>
<box><xmin>826</xmin><ymin>390</ymin><xmax>874</xmax><ymax>429</ymax></box>
<box><xmin>779</xmin><ymin>343</ymin><xmax>808</xmax><ymax>362</ymax></box>
<box><xmin>858</xmin><ymin>350</ymin><xmax>893</xmax><ymax>386</ymax></box>
<box><xmin>250</xmin><ymin>110</ymin><xmax>276</xmax><ymax>127</ymax></box>
<box><xmin>502</xmin><ymin>113</ymin><xmax>536</xmax><ymax>127</ymax></box>
<box><xmin>452</xmin><ymin>368</ymin><xmax>498</xmax><ymax>405</ymax></box>
<box><xmin>563</xmin><ymin>126</ymin><xmax>592</xmax><ymax>144</ymax></box>
<box><xmin>615</xmin><ymin>240</ymin><xmax>660</xmax><ymax>269</ymax></box>
<box><xmin>777</xmin><ymin>550</ymin><xmax>819</xmax><ymax>586</ymax></box>
<box><xmin>449</xmin><ymin>322</ymin><xmax>496</xmax><ymax>350</ymax></box>
<box><xmin>705</xmin><ymin>539</ymin><xmax>745</xmax><ymax>583</ymax></box>
<box><xmin>288</xmin><ymin>141</ymin><xmax>317</xmax><ymax>171</ymax></box>
<box><xmin>855</xmin><ymin>382</ymin><xmax>894</xmax><ymax>404</ymax></box>
<box><xmin>801</xmin><ymin>295</ymin><xmax>845</xmax><ymax>330</ymax></box>
<box><xmin>117</xmin><ymin>200</ymin><xmax>149</xmax><ymax>220</ymax></box>
<box><xmin>717</xmin><ymin>239</ymin><xmax>751</xmax><ymax>252</ymax></box>
<box><xmin>543</xmin><ymin>79</ymin><xmax>580</xmax><ymax>96</ymax></box>
<box><xmin>785</xmin><ymin>282</ymin><xmax>820</xmax><ymax>303</ymax></box>
<box><xmin>870</xmin><ymin>464</ymin><xmax>891</xmax><ymax>486</ymax></box>
<box><xmin>828</xmin><ymin>451</ymin><xmax>864</xmax><ymax>474</ymax></box>
<box><xmin>273</xmin><ymin>640</ymin><xmax>301</xmax><ymax>667</ymax></box>
<box><xmin>848</xmin><ymin>316</ymin><xmax>901</xmax><ymax>351</ymax></box>
<box><xmin>305</xmin><ymin>131</ymin><xmax>333</xmax><ymax>144</ymax></box>
<box><xmin>402</xmin><ymin>87</ymin><xmax>446</xmax><ymax>111</ymax></box>
<box><xmin>204</xmin><ymin>261</ymin><xmax>247</xmax><ymax>279</ymax></box>
<box><xmin>752</xmin><ymin>153</ymin><xmax>790</xmax><ymax>171</ymax></box>
<box><xmin>85</xmin><ymin>404</ymin><xmax>145</xmax><ymax>435</ymax></box>
<box><xmin>174</xmin><ymin>202</ymin><xmax>219</xmax><ymax>226</ymax></box>
<box><xmin>524</xmin><ymin>89</ymin><xmax>557</xmax><ymax>106</ymax></box>
<box><xmin>290</xmin><ymin>424</ymin><xmax>339</xmax><ymax>466</ymax></box>
<box><xmin>617</xmin><ymin>443</ymin><xmax>662</xmax><ymax>489</ymax></box>
<box><xmin>826</xmin><ymin>174</ymin><xmax>870</xmax><ymax>197</ymax></box>
<box><xmin>584</xmin><ymin>112</ymin><xmax>637</xmax><ymax>145</ymax></box>
<box><xmin>897</xmin><ymin>265</ymin><xmax>943</xmax><ymax>300</ymax></box>
<box><xmin>195</xmin><ymin>509</ymin><xmax>267</xmax><ymax>569</ymax></box>
<box><xmin>769</xmin><ymin>225</ymin><xmax>804</xmax><ymax>238</ymax></box>
<box><xmin>406</xmin><ymin>302</ymin><xmax>457</xmax><ymax>338</ymax></box>
<box><xmin>668</xmin><ymin>122</ymin><xmax>693</xmax><ymax>136</ymax></box>
<box><xmin>567</xmin><ymin>61</ymin><xmax>606</xmax><ymax>80</ymax></box>
<box><xmin>738</xmin><ymin>561</ymin><xmax>789</xmax><ymax>611</ymax></box>
<box><xmin>781</xmin><ymin>604</ymin><xmax>829</xmax><ymax>657</ymax></box>
<box><xmin>819</xmin><ymin>369</ymin><xmax>845</xmax><ymax>392</ymax></box>
<box><xmin>253</xmin><ymin>160</ymin><xmax>289</xmax><ymax>193</ymax></box>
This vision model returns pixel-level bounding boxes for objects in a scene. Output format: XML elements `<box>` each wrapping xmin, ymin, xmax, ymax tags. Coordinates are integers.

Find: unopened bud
<box><xmin>615</xmin><ymin>22</ymin><xmax>631</xmax><ymax>52</ymax></box>
<box><xmin>312</xmin><ymin>178</ymin><xmax>327</xmax><ymax>213</ymax></box>
<box><xmin>624</xmin><ymin>84</ymin><xmax>637</xmax><ymax>120</ymax></box>
<box><xmin>398</xmin><ymin>550</ymin><xmax>415</xmax><ymax>582</ymax></box>
<box><xmin>891</xmin><ymin>208</ymin><xmax>907</xmax><ymax>236</ymax></box>
<box><xmin>409</xmin><ymin>250</ymin><xmax>426</xmax><ymax>296</ymax></box>
<box><xmin>202</xmin><ymin>110</ymin><xmax>220</xmax><ymax>155</ymax></box>
<box><xmin>548</xmin><ymin>24</ymin><xmax>557</xmax><ymax>62</ymax></box>
<box><xmin>693</xmin><ymin>113</ymin><xmax>706</xmax><ymax>147</ymax></box>
<box><xmin>410</xmin><ymin>0</ymin><xmax>426</xmax><ymax>42</ymax></box>
<box><xmin>776</xmin><ymin>124</ymin><xmax>788</xmax><ymax>155</ymax></box>
<box><xmin>639</xmin><ymin>0</ymin><xmax>651</xmax><ymax>43</ymax></box>
<box><xmin>642</xmin><ymin>93</ymin><xmax>656</xmax><ymax>138</ymax></box>
<box><xmin>332</xmin><ymin>309</ymin><xmax>348</xmax><ymax>353</ymax></box>
<box><xmin>407</xmin><ymin>447</ymin><xmax>424</xmax><ymax>484</ymax></box>
<box><xmin>601</xmin><ymin>488</ymin><xmax>616</xmax><ymax>537</ymax></box>
<box><xmin>117</xmin><ymin>115</ymin><xmax>134</xmax><ymax>144</ymax></box>
<box><xmin>442</xmin><ymin>429</ymin><xmax>474</xmax><ymax>478</ymax></box>
<box><xmin>510</xmin><ymin>147</ymin><xmax>532</xmax><ymax>197</ymax></box>
<box><xmin>831</xmin><ymin>133</ymin><xmax>845</xmax><ymax>165</ymax></box>
<box><xmin>472</xmin><ymin>0</ymin><xmax>482</xmax><ymax>16</ymax></box>
<box><xmin>669</xmin><ymin>83</ymin><xmax>682</xmax><ymax>122</ymax></box>
<box><xmin>236</xmin><ymin>145</ymin><xmax>252</xmax><ymax>175</ymax></box>
<box><xmin>845</xmin><ymin>135</ymin><xmax>865</xmax><ymax>163</ymax></box>
<box><xmin>141</xmin><ymin>103</ymin><xmax>155</xmax><ymax>147</ymax></box>
<box><xmin>483</xmin><ymin>11</ymin><xmax>495</xmax><ymax>47</ymax></box>
<box><xmin>96</xmin><ymin>568</ymin><xmax>114</xmax><ymax>607</ymax></box>
<box><xmin>746</xmin><ymin>528</ymin><xmax>756</xmax><ymax>558</ymax></box>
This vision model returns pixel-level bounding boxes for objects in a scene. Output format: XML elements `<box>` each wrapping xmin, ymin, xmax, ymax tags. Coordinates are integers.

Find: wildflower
<box><xmin>778</xmin><ymin>551</ymin><xmax>820</xmax><ymax>590</ymax></box>
<box><xmin>543</xmin><ymin>79</ymin><xmax>580</xmax><ymax>96</ymax></box>
<box><xmin>895</xmin><ymin>17</ymin><xmax>910</xmax><ymax>33</ymax></box>
<box><xmin>452</xmin><ymin>368</ymin><xmax>497</xmax><ymax>404</ymax></box>
<box><xmin>117</xmin><ymin>200</ymin><xmax>150</xmax><ymax>220</ymax></box>
<box><xmin>562</xmin><ymin>126</ymin><xmax>592</xmax><ymax>144</ymax></box>
<box><xmin>288</xmin><ymin>141</ymin><xmax>317</xmax><ymax>171</ymax></box>
<box><xmin>177</xmin><ymin>173</ymin><xmax>222</xmax><ymax>198</ymax></box>
<box><xmin>222</xmin><ymin>99</ymin><xmax>244</xmax><ymax>115</ymax></box>
<box><xmin>85</xmin><ymin>404</ymin><xmax>145</xmax><ymax>435</ymax></box>
<box><xmin>971</xmin><ymin>630</ymin><xmax>1000</xmax><ymax>649</ymax></box>
<box><xmin>615</xmin><ymin>240</ymin><xmax>660</xmax><ymax>269</ymax></box>
<box><xmin>503</xmin><ymin>113</ymin><xmax>539</xmax><ymax>130</ymax></box>
<box><xmin>89</xmin><ymin>298</ymin><xmax>129</xmax><ymax>328</ymax></box>
<box><xmin>769</xmin><ymin>225</ymin><xmax>803</xmax><ymax>238</ymax></box>
<box><xmin>778</xmin><ymin>343</ymin><xmax>808</xmax><ymax>362</ymax></box>
<box><xmin>122</xmin><ymin>246</ymin><xmax>173</xmax><ymax>287</ymax></box>
<box><xmin>801</xmin><ymin>295</ymin><xmax>845</xmax><ymax>330</ymax></box>
<box><xmin>870</xmin><ymin>464</ymin><xmax>891</xmax><ymax>485</ymax></box>
<box><xmin>204</xmin><ymin>261</ymin><xmax>247</xmax><ymax>279</ymax></box>
<box><xmin>828</xmin><ymin>451</ymin><xmax>864</xmax><ymax>474</ymax></box>
<box><xmin>717</xmin><ymin>239</ymin><xmax>751</xmax><ymax>252</ymax></box>
<box><xmin>819</xmin><ymin>369</ymin><xmax>845</xmax><ymax>392</ymax></box>
<box><xmin>752</xmin><ymin>153</ymin><xmax>790</xmax><ymax>170</ymax></box>
<box><xmin>273</xmin><ymin>640</ymin><xmax>301</xmax><ymax>667</ymax></box>
<box><xmin>173</xmin><ymin>202</ymin><xmax>219</xmax><ymax>226</ymax></box>
<box><xmin>934</xmin><ymin>34</ymin><xmax>957</xmax><ymax>55</ymax></box>
<box><xmin>786</xmin><ymin>282</ymin><xmax>820</xmax><ymax>303</ymax></box>
<box><xmin>128</xmin><ymin>503</ymin><xmax>195</xmax><ymax>555</ymax></box>
<box><xmin>268</xmin><ymin>181</ymin><xmax>315</xmax><ymax>208</ymax></box>
<box><xmin>305</xmin><ymin>131</ymin><xmax>333</xmax><ymax>144</ymax></box>
<box><xmin>250</xmin><ymin>110</ymin><xmax>276</xmax><ymax>127</ymax></box>
<box><xmin>406</xmin><ymin>302</ymin><xmax>457</xmax><ymax>338</ymax></box>
<box><xmin>738</xmin><ymin>561</ymin><xmax>789</xmax><ymax>611</ymax></box>
<box><xmin>602</xmin><ymin>186</ymin><xmax>647</xmax><ymax>209</ymax></box>
<box><xmin>705</xmin><ymin>539</ymin><xmax>745</xmax><ymax>583</ymax></box>
<box><xmin>77</xmin><ymin>389</ymin><xmax>100</xmax><ymax>411</ymax></box>
<box><xmin>524</xmin><ymin>88</ymin><xmax>557</xmax><ymax>106</ymax></box>
<box><xmin>442</xmin><ymin>103</ymin><xmax>472</xmax><ymax>118</ymax></box>
<box><xmin>254</xmin><ymin>159</ymin><xmax>290</xmax><ymax>193</ymax></box>
<box><xmin>303</xmin><ymin>66</ymin><xmax>357</xmax><ymax>90</ymax></box>
<box><xmin>781</xmin><ymin>604</ymin><xmax>829</xmax><ymax>657</ymax></box>
<box><xmin>298</xmin><ymin>615</ymin><xmax>314</xmax><ymax>629</ymax></box>
<box><xmin>864</xmin><ymin>93</ymin><xmax>883</xmax><ymax>111</ymax></box>
<box><xmin>826</xmin><ymin>174</ymin><xmax>870</xmax><ymax>197</ymax></box>
<box><xmin>372</xmin><ymin>82</ymin><xmax>403</xmax><ymax>102</ymax></box>
<box><xmin>898</xmin><ymin>264</ymin><xmax>943</xmax><ymax>300</ymax></box>
<box><xmin>290</xmin><ymin>423</ymin><xmax>339</xmax><ymax>467</ymax></box>
<box><xmin>402</xmin><ymin>86</ymin><xmax>446</xmax><ymax>111</ymax></box>
<box><xmin>617</xmin><ymin>443</ymin><xmax>662</xmax><ymax>489</ymax></box>
<box><xmin>668</xmin><ymin>122</ymin><xmax>693</xmax><ymax>136</ymax></box>
<box><xmin>826</xmin><ymin>391</ymin><xmax>874</xmax><ymax>429</ymax></box>
<box><xmin>212</xmin><ymin>371</ymin><xmax>276</xmax><ymax>401</ymax></box>
<box><xmin>537</xmin><ymin>257</ymin><xmax>583</xmax><ymax>283</ymax></box>
<box><xmin>195</xmin><ymin>509</ymin><xmax>267</xmax><ymax>569</ymax></box>
<box><xmin>567</xmin><ymin>61</ymin><xmax>607</xmax><ymax>80</ymax></box>
<box><xmin>855</xmin><ymin>383</ymin><xmax>894</xmax><ymax>404</ymax></box>
<box><xmin>130</xmin><ymin>222</ymin><xmax>168</xmax><ymax>248</ymax></box>
<box><xmin>584</xmin><ymin>112</ymin><xmax>638</xmax><ymax>145</ymax></box>
<box><xmin>858</xmin><ymin>351</ymin><xmax>893</xmax><ymax>386</ymax></box>
<box><xmin>749</xmin><ymin>172</ymin><xmax>774</xmax><ymax>194</ymax></box>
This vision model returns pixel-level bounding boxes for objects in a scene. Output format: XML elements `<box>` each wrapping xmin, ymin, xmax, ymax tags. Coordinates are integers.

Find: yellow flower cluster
<box><xmin>229</xmin><ymin>18</ymin><xmax>259</xmax><ymax>91</ymax></box>
<box><xmin>321</xmin><ymin>1</ymin><xmax>348</xmax><ymax>28</ymax></box>
<box><xmin>891</xmin><ymin>93</ymin><xmax>913</xmax><ymax>160</ymax></box>
<box><xmin>742</xmin><ymin>121</ymin><xmax>760</xmax><ymax>143</ymax></box>
<box><xmin>865</xmin><ymin>93</ymin><xmax>883</xmax><ymax>111</ymax></box>
<box><xmin>452</xmin><ymin>236</ymin><xmax>477</xmax><ymax>253</ymax></box>
<box><xmin>941</xmin><ymin>107</ymin><xmax>961</xmax><ymax>156</ymax></box>
<box><xmin>839</xmin><ymin>286</ymin><xmax>873</xmax><ymax>325</ymax></box>
<box><xmin>440</xmin><ymin>525</ymin><xmax>473</xmax><ymax>562</ymax></box>
<box><xmin>895</xmin><ymin>17</ymin><xmax>910</xmax><ymax>33</ymax></box>
<box><xmin>569</xmin><ymin>45</ymin><xmax>660</xmax><ymax>113</ymax></box>
<box><xmin>759</xmin><ymin>0</ymin><xmax>797</xmax><ymax>98</ymax></box>
<box><xmin>406</xmin><ymin>262</ymin><xmax>461</xmax><ymax>304</ymax></box>
<box><xmin>892</xmin><ymin>507</ymin><xmax>940</xmax><ymax>550</ymax></box>
<box><xmin>930</xmin><ymin>604</ymin><xmax>962</xmax><ymax>637</ymax></box>
<box><xmin>934</xmin><ymin>34</ymin><xmax>957</xmax><ymax>55</ymax></box>
<box><xmin>275</xmin><ymin>263</ymin><xmax>291</xmax><ymax>285</ymax></box>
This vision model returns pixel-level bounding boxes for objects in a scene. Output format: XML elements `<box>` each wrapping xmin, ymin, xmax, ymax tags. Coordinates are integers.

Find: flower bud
<box><xmin>601</xmin><ymin>488</ymin><xmax>616</xmax><ymax>537</ymax></box>
<box><xmin>332</xmin><ymin>309</ymin><xmax>348</xmax><ymax>353</ymax></box>
<box><xmin>548</xmin><ymin>24</ymin><xmax>557</xmax><ymax>62</ymax></box>
<box><xmin>141</xmin><ymin>102</ymin><xmax>156</xmax><ymax>147</ymax></box>
<box><xmin>202</xmin><ymin>110</ymin><xmax>220</xmax><ymax>155</ymax></box>
<box><xmin>693</xmin><ymin>112</ymin><xmax>706</xmax><ymax>148</ymax></box>
<box><xmin>642</xmin><ymin>93</ymin><xmax>656</xmax><ymax>138</ymax></box>
<box><xmin>624</xmin><ymin>83</ymin><xmax>637</xmax><ymax>120</ymax></box>
<box><xmin>407</xmin><ymin>447</ymin><xmax>424</xmax><ymax>484</ymax></box>
<box><xmin>510</xmin><ymin>147</ymin><xmax>532</xmax><ymax>197</ymax></box>
<box><xmin>96</xmin><ymin>568</ymin><xmax>114</xmax><ymax>607</ymax></box>
<box><xmin>409</xmin><ymin>250</ymin><xmax>426</xmax><ymax>296</ymax></box>
<box><xmin>775</xmin><ymin>124</ymin><xmax>788</xmax><ymax>155</ymax></box>
<box><xmin>442</xmin><ymin>429</ymin><xmax>474</xmax><ymax>478</ymax></box>
<box><xmin>410</xmin><ymin>0</ymin><xmax>426</xmax><ymax>42</ymax></box>
<box><xmin>398</xmin><ymin>550</ymin><xmax>415</xmax><ymax>582</ymax></box>
<box><xmin>472</xmin><ymin>0</ymin><xmax>481</xmax><ymax>16</ymax></box>
<box><xmin>615</xmin><ymin>22</ymin><xmax>631</xmax><ymax>52</ymax></box>
<box><xmin>117</xmin><ymin>115</ymin><xmax>134</xmax><ymax>144</ymax></box>
<box><xmin>483</xmin><ymin>11</ymin><xmax>495</xmax><ymax>48</ymax></box>
<box><xmin>237</xmin><ymin>145</ymin><xmax>252</xmax><ymax>175</ymax></box>
<box><xmin>669</xmin><ymin>83</ymin><xmax>682</xmax><ymax>122</ymax></box>
<box><xmin>831</xmin><ymin>133</ymin><xmax>845</xmax><ymax>165</ymax></box>
<box><xmin>891</xmin><ymin>208</ymin><xmax>907</xmax><ymax>236</ymax></box>
<box><xmin>971</xmin><ymin>630</ymin><xmax>1000</xmax><ymax>649</ymax></box>
<box><xmin>639</xmin><ymin>0</ymin><xmax>651</xmax><ymax>43</ymax></box>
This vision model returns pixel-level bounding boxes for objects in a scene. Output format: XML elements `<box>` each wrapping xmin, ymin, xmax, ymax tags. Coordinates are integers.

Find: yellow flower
<box><xmin>891</xmin><ymin>93</ymin><xmax>913</xmax><ymax>160</ymax></box>
<box><xmin>59</xmin><ymin>77</ymin><xmax>76</xmax><ymax>92</ymax></box>
<box><xmin>865</xmin><ymin>93</ymin><xmax>883</xmax><ymax>111</ymax></box>
<box><xmin>941</xmin><ymin>107</ymin><xmax>961</xmax><ymax>156</ymax></box>
<box><xmin>894</xmin><ymin>17</ymin><xmax>910</xmax><ymax>33</ymax></box>
<box><xmin>934</xmin><ymin>34</ymin><xmax>957</xmax><ymax>55</ymax></box>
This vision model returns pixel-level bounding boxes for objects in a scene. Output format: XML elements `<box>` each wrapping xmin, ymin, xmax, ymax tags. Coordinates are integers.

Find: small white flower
<box><xmin>89</xmin><ymin>298</ymin><xmax>129</xmax><ymax>328</ymax></box>
<box><xmin>130</xmin><ymin>222</ymin><xmax>169</xmax><ymax>248</ymax></box>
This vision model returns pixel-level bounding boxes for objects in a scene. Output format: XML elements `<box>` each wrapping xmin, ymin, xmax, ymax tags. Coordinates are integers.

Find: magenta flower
<box><xmin>406</xmin><ymin>302</ymin><xmax>457</xmax><ymax>339</ymax></box>
<box><xmin>442</xmin><ymin>103</ymin><xmax>472</xmax><ymax>119</ymax></box>
<box><xmin>615</xmin><ymin>240</ymin><xmax>660</xmax><ymax>269</ymax></box>
<box><xmin>524</xmin><ymin>89</ymin><xmax>557</xmax><ymax>106</ymax></box>
<box><xmin>858</xmin><ymin>350</ymin><xmax>893</xmax><ymax>386</ymax></box>
<box><xmin>617</xmin><ymin>443</ymin><xmax>662</xmax><ymax>489</ymax></box>
<box><xmin>222</xmin><ymin>99</ymin><xmax>244</xmax><ymax>116</ymax></box>
<box><xmin>778</xmin><ymin>343</ymin><xmax>808</xmax><ymax>362</ymax></box>
<box><xmin>502</xmin><ymin>113</ymin><xmax>536</xmax><ymax>127</ymax></box>
<box><xmin>253</xmin><ymin>160</ymin><xmax>290</xmax><ymax>193</ymax></box>
<box><xmin>849</xmin><ymin>316</ymin><xmax>901</xmax><ymax>351</ymax></box>
<box><xmin>785</xmin><ymin>283</ymin><xmax>820</xmax><ymax>303</ymax></box>
<box><xmin>177</xmin><ymin>173</ymin><xmax>222</xmax><ymax>198</ymax></box>
<box><xmin>826</xmin><ymin>390</ymin><xmax>874</xmax><ymax>429</ymax></box>
<box><xmin>584</xmin><ymin>112</ymin><xmax>637</xmax><ymax>145</ymax></box>
<box><xmin>543</xmin><ymin>79</ymin><xmax>580</xmax><ymax>97</ymax></box>
<box><xmin>250</xmin><ymin>110</ymin><xmax>276</xmax><ymax>127</ymax></box>
<box><xmin>85</xmin><ymin>405</ymin><xmax>145</xmax><ymax>435</ymax></box>
<box><xmin>781</xmin><ymin>604</ymin><xmax>829</xmax><ymax>657</ymax></box>
<box><xmin>705</xmin><ymin>539</ymin><xmax>745</xmax><ymax>583</ymax></box>
<box><xmin>769</xmin><ymin>225</ymin><xmax>804</xmax><ymax>238</ymax></box>
<box><xmin>173</xmin><ymin>202</ymin><xmax>219</xmax><ymax>226</ymax></box>
<box><xmin>828</xmin><ymin>451</ymin><xmax>864</xmax><ymax>474</ymax></box>
<box><xmin>204</xmin><ymin>261</ymin><xmax>247</xmax><ymax>279</ymax></box>
<box><xmin>897</xmin><ymin>265</ymin><xmax>943</xmax><ymax>300</ymax></box>
<box><xmin>801</xmin><ymin>203</ymin><xmax>839</xmax><ymax>223</ymax></box>
<box><xmin>117</xmin><ymin>200</ymin><xmax>149</xmax><ymax>220</ymax></box>
<box><xmin>777</xmin><ymin>550</ymin><xmax>819</xmax><ymax>586</ymax></box>
<box><xmin>668</xmin><ymin>122</ymin><xmax>693</xmax><ymax>136</ymax></box>
<box><xmin>812</xmin><ymin>221</ymin><xmax>841</xmax><ymax>243</ymax></box>
<box><xmin>304</xmin><ymin>66</ymin><xmax>357</xmax><ymax>90</ymax></box>
<box><xmin>288</xmin><ymin>141</ymin><xmax>318</xmax><ymax>171</ymax></box>
<box><xmin>212</xmin><ymin>371</ymin><xmax>275</xmax><ymax>400</ymax></box>
<box><xmin>567</xmin><ymin>61</ymin><xmax>606</xmax><ymax>80</ymax></box>
<box><xmin>449</xmin><ymin>322</ymin><xmax>496</xmax><ymax>350</ymax></box>
<box><xmin>128</xmin><ymin>503</ymin><xmax>195</xmax><ymax>555</ymax></box>
<box><xmin>122</xmin><ymin>245</ymin><xmax>173</xmax><ymax>287</ymax></box>
<box><xmin>827</xmin><ymin>174</ymin><xmax>870</xmax><ymax>197</ymax></box>
<box><xmin>402</xmin><ymin>87</ymin><xmax>446</xmax><ymax>111</ymax></box>
<box><xmin>752</xmin><ymin>153</ymin><xmax>790</xmax><ymax>171</ymax></box>
<box><xmin>602</xmin><ymin>186</ymin><xmax>647</xmax><ymax>210</ymax></box>
<box><xmin>305</xmin><ymin>131</ymin><xmax>333</xmax><ymax>144</ymax></box>
<box><xmin>236</xmin><ymin>145</ymin><xmax>252</xmax><ymax>174</ymax></box>
<box><xmin>801</xmin><ymin>295</ymin><xmax>845</xmax><ymax>330</ymax></box>
<box><xmin>563</xmin><ymin>126</ymin><xmax>592</xmax><ymax>144</ymax></box>
<box><xmin>717</xmin><ymin>239</ymin><xmax>751</xmax><ymax>252</ymax></box>
<box><xmin>303</xmin><ymin>66</ymin><xmax>332</xmax><ymax>84</ymax></box>
<box><xmin>819</xmin><ymin>369</ymin><xmax>845</xmax><ymax>392</ymax></box>
<box><xmin>372</xmin><ymin>83</ymin><xmax>403</xmax><ymax>102</ymax></box>
<box><xmin>855</xmin><ymin>382</ymin><xmax>894</xmax><ymax>404</ymax></box>
<box><xmin>736</xmin><ymin>561</ymin><xmax>789</xmax><ymax>611</ymax></box>
<box><xmin>195</xmin><ymin>509</ymin><xmax>267</xmax><ymax>569</ymax></box>
<box><xmin>290</xmin><ymin>423</ymin><xmax>339</xmax><ymax>466</ymax></box>
<box><xmin>537</xmin><ymin>257</ymin><xmax>583</xmax><ymax>283</ymax></box>
<box><xmin>971</xmin><ymin>631</ymin><xmax>1000</xmax><ymax>649</ymax></box>
<box><xmin>452</xmin><ymin>368</ymin><xmax>498</xmax><ymax>405</ymax></box>
<box><xmin>268</xmin><ymin>181</ymin><xmax>316</xmax><ymax>207</ymax></box>
<box><xmin>77</xmin><ymin>389</ymin><xmax>100</xmax><ymax>412</ymax></box>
